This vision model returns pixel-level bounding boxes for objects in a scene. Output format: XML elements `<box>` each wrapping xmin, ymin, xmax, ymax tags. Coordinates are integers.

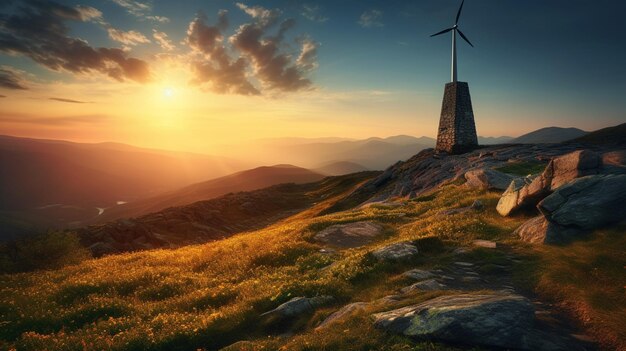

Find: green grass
<box><xmin>520</xmin><ymin>225</ymin><xmax>626</xmax><ymax>349</ymax></box>
<box><xmin>0</xmin><ymin>184</ymin><xmax>623</xmax><ymax>350</ymax></box>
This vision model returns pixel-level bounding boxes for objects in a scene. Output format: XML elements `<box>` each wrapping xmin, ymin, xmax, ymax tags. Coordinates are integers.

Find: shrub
<box><xmin>0</xmin><ymin>231</ymin><xmax>91</xmax><ymax>273</ymax></box>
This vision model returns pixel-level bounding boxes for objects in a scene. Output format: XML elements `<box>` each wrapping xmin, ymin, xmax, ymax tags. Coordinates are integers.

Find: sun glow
<box><xmin>163</xmin><ymin>87</ymin><xmax>174</xmax><ymax>97</ymax></box>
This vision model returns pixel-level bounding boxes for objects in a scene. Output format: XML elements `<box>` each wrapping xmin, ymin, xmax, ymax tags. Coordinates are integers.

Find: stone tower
<box><xmin>435</xmin><ymin>81</ymin><xmax>478</xmax><ymax>154</ymax></box>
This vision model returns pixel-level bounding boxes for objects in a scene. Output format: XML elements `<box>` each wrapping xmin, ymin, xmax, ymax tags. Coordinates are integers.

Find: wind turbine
<box><xmin>430</xmin><ymin>0</ymin><xmax>474</xmax><ymax>83</ymax></box>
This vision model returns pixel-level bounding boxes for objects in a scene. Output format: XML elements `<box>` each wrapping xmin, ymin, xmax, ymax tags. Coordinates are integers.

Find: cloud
<box><xmin>0</xmin><ymin>0</ymin><xmax>151</xmax><ymax>83</ymax></box>
<box><xmin>185</xmin><ymin>4</ymin><xmax>319</xmax><ymax>95</ymax></box>
<box><xmin>230</xmin><ymin>4</ymin><xmax>316</xmax><ymax>92</ymax></box>
<box><xmin>0</xmin><ymin>68</ymin><xmax>28</xmax><ymax>90</ymax></box>
<box><xmin>110</xmin><ymin>0</ymin><xmax>169</xmax><ymax>23</ymax></box>
<box><xmin>153</xmin><ymin>30</ymin><xmax>174</xmax><ymax>51</ymax></box>
<box><xmin>0</xmin><ymin>95</ymin><xmax>6</xmax><ymax>98</ymax></box>
<box><xmin>297</xmin><ymin>38</ymin><xmax>319</xmax><ymax>72</ymax></box>
<box><xmin>110</xmin><ymin>0</ymin><xmax>149</xmax><ymax>17</ymax></box>
<box><xmin>235</xmin><ymin>3</ymin><xmax>281</xmax><ymax>27</ymax></box>
<box><xmin>358</xmin><ymin>10</ymin><xmax>384</xmax><ymax>28</ymax></box>
<box><xmin>76</xmin><ymin>5</ymin><xmax>103</xmax><ymax>21</ymax></box>
<box><xmin>301</xmin><ymin>4</ymin><xmax>328</xmax><ymax>23</ymax></box>
<box><xmin>0</xmin><ymin>113</ymin><xmax>108</xmax><ymax>126</ymax></box>
<box><xmin>187</xmin><ymin>11</ymin><xmax>259</xmax><ymax>95</ymax></box>
<box><xmin>107</xmin><ymin>28</ymin><xmax>150</xmax><ymax>46</ymax></box>
<box><xmin>49</xmin><ymin>97</ymin><xmax>89</xmax><ymax>103</ymax></box>
<box><xmin>146</xmin><ymin>15</ymin><xmax>169</xmax><ymax>23</ymax></box>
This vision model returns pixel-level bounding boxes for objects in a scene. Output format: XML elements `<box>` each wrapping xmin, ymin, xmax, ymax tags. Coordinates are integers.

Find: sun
<box><xmin>163</xmin><ymin>87</ymin><xmax>174</xmax><ymax>97</ymax></box>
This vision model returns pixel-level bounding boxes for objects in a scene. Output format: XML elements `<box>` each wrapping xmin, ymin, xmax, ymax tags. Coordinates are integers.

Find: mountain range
<box><xmin>0</xmin><ymin>125</ymin><xmax>617</xmax><ymax>240</ymax></box>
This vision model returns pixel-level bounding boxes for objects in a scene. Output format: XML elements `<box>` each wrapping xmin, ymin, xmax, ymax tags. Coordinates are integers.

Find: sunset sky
<box><xmin>0</xmin><ymin>0</ymin><xmax>624</xmax><ymax>153</ymax></box>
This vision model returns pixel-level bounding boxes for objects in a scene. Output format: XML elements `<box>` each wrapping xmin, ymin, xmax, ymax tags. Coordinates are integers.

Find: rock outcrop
<box><xmin>497</xmin><ymin>150</ymin><xmax>601</xmax><ymax>216</ymax></box>
<box><xmin>371</xmin><ymin>242</ymin><xmax>418</xmax><ymax>261</ymax></box>
<box><xmin>514</xmin><ymin>216</ymin><xmax>583</xmax><ymax>244</ymax></box>
<box><xmin>373</xmin><ymin>293</ymin><xmax>534</xmax><ymax>349</ymax></box>
<box><xmin>464</xmin><ymin>168</ymin><xmax>514</xmax><ymax>190</ymax></box>
<box><xmin>538</xmin><ymin>174</ymin><xmax>626</xmax><ymax>229</ymax></box>
<box><xmin>314</xmin><ymin>221</ymin><xmax>384</xmax><ymax>248</ymax></box>
<box><xmin>325</xmin><ymin>143</ymin><xmax>588</xmax><ymax>213</ymax></box>
<box><xmin>516</xmin><ymin>174</ymin><xmax>626</xmax><ymax>244</ymax></box>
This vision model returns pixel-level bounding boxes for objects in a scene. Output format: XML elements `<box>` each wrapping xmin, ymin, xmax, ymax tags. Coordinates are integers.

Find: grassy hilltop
<box><xmin>1</xmin><ymin>174</ymin><xmax>624</xmax><ymax>350</ymax></box>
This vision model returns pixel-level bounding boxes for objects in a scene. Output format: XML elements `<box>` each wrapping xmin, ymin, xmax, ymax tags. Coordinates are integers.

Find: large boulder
<box><xmin>373</xmin><ymin>293</ymin><xmax>534</xmax><ymax>350</ymax></box>
<box><xmin>314</xmin><ymin>221</ymin><xmax>384</xmax><ymax>248</ymax></box>
<box><xmin>497</xmin><ymin>150</ymin><xmax>601</xmax><ymax>216</ymax></box>
<box><xmin>514</xmin><ymin>216</ymin><xmax>583</xmax><ymax>244</ymax></box>
<box><xmin>538</xmin><ymin>174</ymin><xmax>626</xmax><ymax>230</ymax></box>
<box><xmin>464</xmin><ymin>168</ymin><xmax>515</xmax><ymax>191</ymax></box>
<box><xmin>496</xmin><ymin>178</ymin><xmax>532</xmax><ymax>216</ymax></box>
<box><xmin>260</xmin><ymin>296</ymin><xmax>333</xmax><ymax>318</ymax></box>
<box><xmin>371</xmin><ymin>242</ymin><xmax>418</xmax><ymax>261</ymax></box>
<box><xmin>548</xmin><ymin>149</ymin><xmax>600</xmax><ymax>189</ymax></box>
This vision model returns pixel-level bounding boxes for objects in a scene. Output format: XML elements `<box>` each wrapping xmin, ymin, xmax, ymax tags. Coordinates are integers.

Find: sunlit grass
<box><xmin>0</xmin><ymin>183</ymin><xmax>623</xmax><ymax>350</ymax></box>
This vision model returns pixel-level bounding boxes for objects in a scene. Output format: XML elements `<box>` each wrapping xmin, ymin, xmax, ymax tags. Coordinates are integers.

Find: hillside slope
<box><xmin>569</xmin><ymin>122</ymin><xmax>626</xmax><ymax>145</ymax></box>
<box><xmin>2</xmin><ymin>170</ymin><xmax>622</xmax><ymax>350</ymax></box>
<box><xmin>511</xmin><ymin>127</ymin><xmax>588</xmax><ymax>144</ymax></box>
<box><xmin>90</xmin><ymin>165</ymin><xmax>325</xmax><ymax>224</ymax></box>
<box><xmin>78</xmin><ymin>172</ymin><xmax>377</xmax><ymax>255</ymax></box>
<box><xmin>313</xmin><ymin>161</ymin><xmax>369</xmax><ymax>176</ymax></box>
<box><xmin>2</xmin><ymin>130</ymin><xmax>625</xmax><ymax>350</ymax></box>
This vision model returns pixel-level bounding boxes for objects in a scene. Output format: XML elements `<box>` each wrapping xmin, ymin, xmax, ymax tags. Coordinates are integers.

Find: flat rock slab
<box><xmin>373</xmin><ymin>293</ymin><xmax>535</xmax><ymax>350</ymax></box>
<box><xmin>472</xmin><ymin>240</ymin><xmax>496</xmax><ymax>248</ymax></box>
<box><xmin>261</xmin><ymin>296</ymin><xmax>333</xmax><ymax>318</ymax></box>
<box><xmin>316</xmin><ymin>302</ymin><xmax>369</xmax><ymax>329</ymax></box>
<box><xmin>314</xmin><ymin>221</ymin><xmax>384</xmax><ymax>248</ymax></box>
<box><xmin>372</xmin><ymin>241</ymin><xmax>419</xmax><ymax>261</ymax></box>
<box><xmin>400</xmin><ymin>279</ymin><xmax>447</xmax><ymax>293</ymax></box>
<box><xmin>402</xmin><ymin>269</ymin><xmax>435</xmax><ymax>280</ymax></box>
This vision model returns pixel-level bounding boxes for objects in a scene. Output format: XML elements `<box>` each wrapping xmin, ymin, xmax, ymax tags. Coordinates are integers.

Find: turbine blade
<box><xmin>457</xmin><ymin>28</ymin><xmax>474</xmax><ymax>47</ymax></box>
<box><xmin>430</xmin><ymin>27</ymin><xmax>454</xmax><ymax>37</ymax></box>
<box><xmin>455</xmin><ymin>0</ymin><xmax>465</xmax><ymax>24</ymax></box>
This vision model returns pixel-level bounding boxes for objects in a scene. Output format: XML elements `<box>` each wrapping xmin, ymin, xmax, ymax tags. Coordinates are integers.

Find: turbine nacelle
<box><xmin>430</xmin><ymin>0</ymin><xmax>474</xmax><ymax>48</ymax></box>
<box><xmin>430</xmin><ymin>0</ymin><xmax>474</xmax><ymax>82</ymax></box>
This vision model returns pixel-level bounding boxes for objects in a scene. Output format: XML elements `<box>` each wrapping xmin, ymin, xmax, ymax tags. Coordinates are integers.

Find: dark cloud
<box><xmin>0</xmin><ymin>0</ymin><xmax>150</xmax><ymax>82</ymax></box>
<box><xmin>0</xmin><ymin>94</ymin><xmax>6</xmax><ymax>98</ymax></box>
<box><xmin>0</xmin><ymin>68</ymin><xmax>28</xmax><ymax>89</ymax></box>
<box><xmin>185</xmin><ymin>4</ymin><xmax>319</xmax><ymax>95</ymax></box>
<box><xmin>186</xmin><ymin>11</ymin><xmax>259</xmax><ymax>95</ymax></box>
<box><xmin>49</xmin><ymin>97</ymin><xmax>89</xmax><ymax>103</ymax></box>
<box><xmin>230</xmin><ymin>17</ymin><xmax>312</xmax><ymax>92</ymax></box>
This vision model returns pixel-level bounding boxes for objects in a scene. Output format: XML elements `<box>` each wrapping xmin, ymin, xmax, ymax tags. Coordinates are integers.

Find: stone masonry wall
<box><xmin>435</xmin><ymin>82</ymin><xmax>478</xmax><ymax>154</ymax></box>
